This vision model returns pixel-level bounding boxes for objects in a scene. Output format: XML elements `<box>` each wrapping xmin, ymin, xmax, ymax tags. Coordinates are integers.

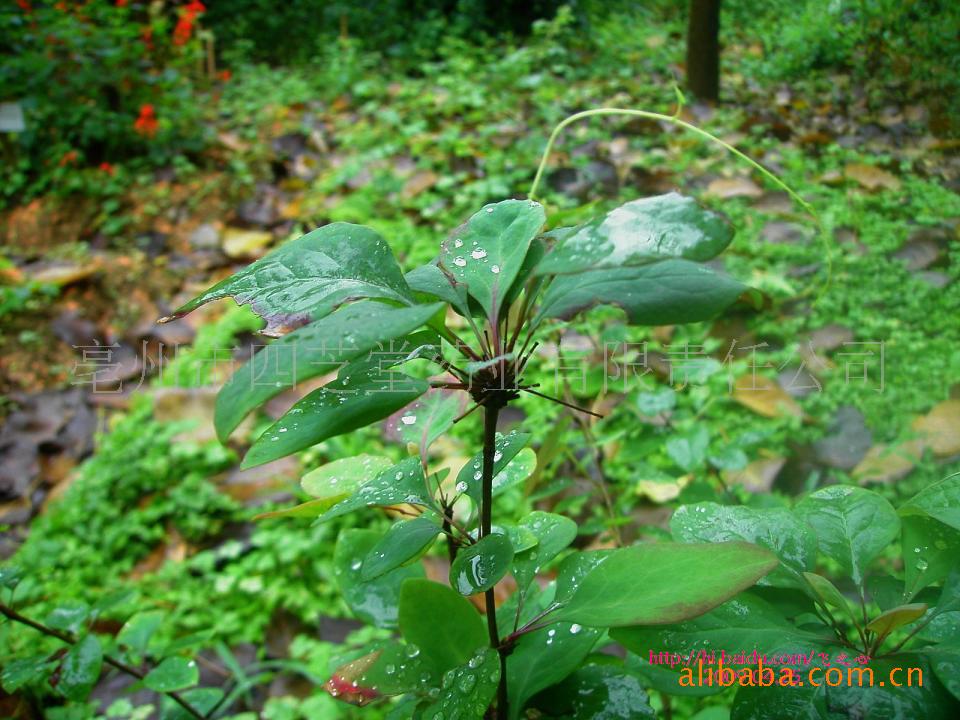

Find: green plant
<box><xmin>145</xmin><ymin>111</ymin><xmax>807</xmax><ymax>718</ymax></box>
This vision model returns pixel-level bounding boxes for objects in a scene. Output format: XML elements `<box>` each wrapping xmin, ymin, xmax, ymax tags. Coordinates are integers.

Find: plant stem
<box><xmin>0</xmin><ymin>603</ymin><xmax>206</xmax><ymax>719</ymax></box>
<box><xmin>481</xmin><ymin>403</ymin><xmax>508</xmax><ymax>718</ymax></box>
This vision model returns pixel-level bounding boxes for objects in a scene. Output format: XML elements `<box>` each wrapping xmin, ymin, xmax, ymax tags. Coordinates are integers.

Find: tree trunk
<box><xmin>686</xmin><ymin>0</ymin><xmax>721</xmax><ymax>102</ymax></box>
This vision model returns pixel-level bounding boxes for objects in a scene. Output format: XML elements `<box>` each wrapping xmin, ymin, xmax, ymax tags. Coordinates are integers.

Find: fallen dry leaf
<box><xmin>732</xmin><ymin>375</ymin><xmax>804</xmax><ymax>419</ymax></box>
<box><xmin>723</xmin><ymin>457</ymin><xmax>786</xmax><ymax>493</ymax></box>
<box><xmin>222</xmin><ymin>228</ymin><xmax>273</xmax><ymax>259</ymax></box>
<box><xmin>706</xmin><ymin>177</ymin><xmax>763</xmax><ymax>199</ymax></box>
<box><xmin>912</xmin><ymin>400</ymin><xmax>960</xmax><ymax>457</ymax></box>
<box><xmin>853</xmin><ymin>440</ymin><xmax>925</xmax><ymax>485</ymax></box>
<box><xmin>844</xmin><ymin>163</ymin><xmax>901</xmax><ymax>191</ymax></box>
<box><xmin>401</xmin><ymin>170</ymin><xmax>439</xmax><ymax>199</ymax></box>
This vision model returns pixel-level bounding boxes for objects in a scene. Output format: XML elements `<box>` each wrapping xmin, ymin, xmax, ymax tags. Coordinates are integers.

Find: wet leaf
<box><xmin>362</xmin><ymin>517</ymin><xmax>440</xmax><ymax>581</ymax></box>
<box><xmin>550</xmin><ymin>542</ymin><xmax>778</xmax><ymax>626</ymax></box>
<box><xmin>316</xmin><ymin>456</ymin><xmax>432</xmax><ymax>524</ymax></box>
<box><xmin>144</xmin><ymin>656</ymin><xmax>198</xmax><ymax>693</ymax></box>
<box><xmin>421</xmin><ymin>648</ymin><xmax>500</xmax><ymax>720</ymax></box>
<box><xmin>866</xmin><ymin>603</ymin><xmax>928</xmax><ymax>639</ymax></box>
<box><xmin>512</xmin><ymin>511</ymin><xmax>578</xmax><ymax>592</ymax></box>
<box><xmin>530</xmin><ymin>664</ymin><xmax>655</xmax><ymax>720</ymax></box>
<box><xmin>450</xmin><ymin>532</ymin><xmax>514</xmax><ymax>595</ymax></box>
<box><xmin>167</xmin><ymin>223</ymin><xmax>415</xmax><ymax>335</ymax></box>
<box><xmin>59</xmin><ymin>635</ymin><xmax>103</xmax><ymax>701</ymax></box>
<box><xmin>456</xmin><ymin>431</ymin><xmax>532</xmax><ymax>506</ymax></box>
<box><xmin>398</xmin><ymin>579</ymin><xmax>487</xmax><ymax>674</ymax></box>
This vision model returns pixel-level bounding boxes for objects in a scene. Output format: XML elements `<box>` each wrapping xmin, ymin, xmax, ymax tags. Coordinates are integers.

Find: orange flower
<box><xmin>218</xmin><ymin>69</ymin><xmax>232</xmax><ymax>82</ymax></box>
<box><xmin>134</xmin><ymin>104</ymin><xmax>158</xmax><ymax>137</ymax></box>
<box><xmin>59</xmin><ymin>150</ymin><xmax>78</xmax><ymax>167</ymax></box>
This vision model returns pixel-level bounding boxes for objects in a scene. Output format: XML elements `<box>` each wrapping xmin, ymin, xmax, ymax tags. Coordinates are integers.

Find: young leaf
<box><xmin>420</xmin><ymin>648</ymin><xmax>501</xmax><ymax>720</ymax></box>
<box><xmin>802</xmin><ymin>572</ymin><xmax>857</xmax><ymax>623</ymax></box>
<box><xmin>506</xmin><ymin>621</ymin><xmax>601</xmax><ymax>720</ymax></box>
<box><xmin>117</xmin><ymin>610</ymin><xmax>165</xmax><ymax>660</ymax></box>
<box><xmin>549</xmin><ymin>542</ymin><xmax>778</xmax><ymax>627</ymax></box>
<box><xmin>390</xmin><ymin>390</ymin><xmax>466</xmax><ymax>458</ymax></box>
<box><xmin>536</xmin><ymin>192</ymin><xmax>733</xmax><ymax>275</ymax></box>
<box><xmin>316</xmin><ymin>456</ymin><xmax>433</xmax><ymax>524</ymax></box>
<box><xmin>45</xmin><ymin>602</ymin><xmax>91</xmax><ymax>635</ymax></box>
<box><xmin>512</xmin><ymin>511</ymin><xmax>578</xmax><ymax>592</ymax></box>
<box><xmin>671</xmin><ymin>503</ymin><xmax>817</xmax><ymax>587</ymax></box>
<box><xmin>144</xmin><ymin>656</ymin><xmax>199</xmax><ymax>693</ymax></box>
<box><xmin>59</xmin><ymin>635</ymin><xmax>103</xmax><ymax>701</ymax></box>
<box><xmin>537</xmin><ymin>259</ymin><xmax>750</xmax><ymax>326</ymax></box>
<box><xmin>440</xmin><ymin>199</ymin><xmax>545</xmax><ymax>321</ymax></box>
<box><xmin>242</xmin><ymin>363</ymin><xmax>429</xmax><ymax>468</ymax></box>
<box><xmin>166</xmin><ymin>223</ymin><xmax>415</xmax><ymax>336</ymax></box>
<box><xmin>450</xmin><ymin>532</ymin><xmax>514</xmax><ymax>595</ymax></box>
<box><xmin>334</xmin><ymin>529</ymin><xmax>424</xmax><ymax>629</ymax></box>
<box><xmin>866</xmin><ymin>603</ymin><xmax>929</xmax><ymax>639</ymax></box>
<box><xmin>214</xmin><ymin>301</ymin><xmax>442</xmax><ymax>441</ymax></box>
<box><xmin>398</xmin><ymin>579</ymin><xmax>488</xmax><ymax>674</ymax></box>
<box><xmin>361</xmin><ymin>517</ymin><xmax>441</xmax><ymax>581</ymax></box>
<box><xmin>795</xmin><ymin>485</ymin><xmax>900</xmax><ymax>587</ymax></box>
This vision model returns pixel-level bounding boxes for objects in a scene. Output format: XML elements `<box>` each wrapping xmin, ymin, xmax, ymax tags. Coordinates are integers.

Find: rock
<box><xmin>547</xmin><ymin>162</ymin><xmax>619</xmax><ymax>201</ymax></box>
<box><xmin>914</xmin><ymin>270</ymin><xmax>951</xmax><ymax>288</ymax></box>
<box><xmin>807</xmin><ymin>324</ymin><xmax>854</xmax><ymax>352</ymax></box>
<box><xmin>222</xmin><ymin>228</ymin><xmax>273</xmax><ymax>259</ymax></box>
<box><xmin>751</xmin><ymin>191</ymin><xmax>794</xmax><ymax>214</ymax></box>
<box><xmin>777</xmin><ymin>366</ymin><xmax>821</xmax><ymax>397</ymax></box>
<box><xmin>51</xmin><ymin>310</ymin><xmax>102</xmax><ymax>347</ymax></box>
<box><xmin>189</xmin><ymin>222</ymin><xmax>221</xmax><ymax>250</ymax></box>
<box><xmin>812</xmin><ymin>406</ymin><xmax>873</xmax><ymax>470</ymax></box>
<box><xmin>235</xmin><ymin>183</ymin><xmax>280</xmax><ymax>227</ymax></box>
<box><xmin>891</xmin><ymin>238</ymin><xmax>942</xmax><ymax>271</ymax></box>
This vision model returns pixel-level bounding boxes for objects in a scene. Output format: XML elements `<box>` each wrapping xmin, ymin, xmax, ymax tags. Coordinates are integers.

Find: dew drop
<box><xmin>401</xmin><ymin>414</ymin><xmax>417</xmax><ymax>425</ymax></box>
<box><xmin>471</xmin><ymin>248</ymin><xmax>487</xmax><ymax>260</ymax></box>
<box><xmin>453</xmin><ymin>257</ymin><xmax>467</xmax><ymax>267</ymax></box>
<box><xmin>490</xmin><ymin>265</ymin><xmax>500</xmax><ymax>274</ymax></box>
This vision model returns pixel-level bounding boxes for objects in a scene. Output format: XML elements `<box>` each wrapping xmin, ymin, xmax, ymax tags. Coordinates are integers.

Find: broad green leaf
<box><xmin>60</xmin><ymin>635</ymin><xmax>103</xmax><ymax>701</ymax></box>
<box><xmin>144</xmin><ymin>656</ymin><xmax>198</xmax><ymax>693</ymax></box>
<box><xmin>162</xmin><ymin>688</ymin><xmax>224</xmax><ymax>720</ymax></box>
<box><xmin>2</xmin><ymin>655</ymin><xmax>54</xmax><ymax>693</ymax></box>
<box><xmin>421</xmin><ymin>648</ymin><xmax>501</xmax><ymax>720</ymax></box>
<box><xmin>303</xmin><ymin>454</ymin><xmax>393</xmax><ymax>499</ymax></box>
<box><xmin>117</xmin><ymin>610</ymin><xmax>165</xmax><ymax>660</ymax></box>
<box><xmin>671</xmin><ymin>503</ymin><xmax>816</xmax><ymax>587</ymax></box>
<box><xmin>390</xmin><ymin>390</ymin><xmax>465</xmax><ymax>457</ymax></box>
<box><xmin>316</xmin><ymin>457</ymin><xmax>433</xmax><ymax>524</ymax></box>
<box><xmin>457</xmin><ymin>431</ymin><xmax>532</xmax><ymax>506</ymax></box>
<box><xmin>512</xmin><ymin>511</ymin><xmax>578</xmax><ymax>592</ymax></box>
<box><xmin>731</xmin><ymin>677</ymin><xmax>830</xmax><ymax>719</ymax></box>
<box><xmin>167</xmin><ymin>223</ymin><xmax>414</xmax><ymax>336</ymax></box>
<box><xmin>536</xmin><ymin>193</ymin><xmax>733</xmax><ymax>275</ymax></box>
<box><xmin>405</xmin><ymin>263</ymin><xmax>470</xmax><ymax>316</ymax></box>
<box><xmin>362</xmin><ymin>518</ymin><xmax>441</xmax><ymax>581</ymax></box>
<box><xmin>242</xmin><ymin>364</ymin><xmax>429</xmax><ymax>468</ymax></box>
<box><xmin>506</xmin><ymin>621</ymin><xmax>601</xmax><ymax>720</ymax></box>
<box><xmin>901</xmin><ymin>514</ymin><xmax>960</xmax><ymax>598</ymax></box>
<box><xmin>334</xmin><ymin>529</ymin><xmax>424</xmax><ymax>628</ymax></box>
<box><xmin>795</xmin><ymin>485</ymin><xmax>900</xmax><ymax>587</ymax></box>
<box><xmin>530</xmin><ymin>664</ymin><xmax>655</xmax><ymax>720</ymax></box>
<box><xmin>450</xmin><ymin>533</ymin><xmax>515</xmax><ymax>595</ymax></box>
<box><xmin>537</xmin><ymin>258</ymin><xmax>750</xmax><ymax>326</ymax></box>
<box><xmin>0</xmin><ymin>566</ymin><xmax>23</xmax><ymax>589</ymax></box>
<box><xmin>625</xmin><ymin>654</ymin><xmax>723</xmax><ymax>697</ymax></box>
<box><xmin>214</xmin><ymin>301</ymin><xmax>441</xmax><ymax>441</ymax></box>
<box><xmin>550</xmin><ymin>542</ymin><xmax>778</xmax><ymax>627</ymax></box>
<box><xmin>326</xmin><ymin>642</ymin><xmax>439</xmax><ymax>701</ymax></box>
<box><xmin>440</xmin><ymin>199</ymin><xmax>545</xmax><ymax>321</ymax></box>
<box><xmin>866</xmin><ymin>603</ymin><xmax>929</xmax><ymax>639</ymax></box>
<box><xmin>613</xmin><ymin>593</ymin><xmax>822</xmax><ymax>668</ymax></box>
<box><xmin>502</xmin><ymin>237</ymin><xmax>547</xmax><ymax>310</ymax></box>
<box><xmin>463</xmin><ymin>353</ymin><xmax>516</xmax><ymax>377</ymax></box>
<box><xmin>803</xmin><ymin>572</ymin><xmax>856</xmax><ymax>622</ymax></box>
<box><xmin>901</xmin><ymin>473</ymin><xmax>960</xmax><ymax>531</ymax></box>
<box><xmin>938</xmin><ymin>567</ymin><xmax>960</xmax><ymax>614</ymax></box>
<box><xmin>45</xmin><ymin>602</ymin><xmax>91</xmax><ymax>634</ymax></box>
<box><xmin>398</xmin><ymin>579</ymin><xmax>487</xmax><ymax>674</ymax></box>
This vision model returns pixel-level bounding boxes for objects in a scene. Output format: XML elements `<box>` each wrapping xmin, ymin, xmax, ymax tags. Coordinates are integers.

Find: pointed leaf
<box><xmin>866</xmin><ymin>603</ymin><xmax>929</xmax><ymax>638</ymax></box>
<box><xmin>167</xmin><ymin>223</ymin><xmax>414</xmax><ymax>335</ymax></box>
<box><xmin>795</xmin><ymin>485</ymin><xmax>900</xmax><ymax>586</ymax></box>
<box><xmin>440</xmin><ymin>199</ymin><xmax>545</xmax><ymax>320</ymax></box>
<box><xmin>214</xmin><ymin>301</ymin><xmax>441</xmax><ymax>441</ymax></box>
<box><xmin>317</xmin><ymin>457</ymin><xmax>433</xmax><ymax>524</ymax></box>
<box><xmin>530</xmin><ymin>664</ymin><xmax>655</xmax><ymax>720</ymax></box>
<box><xmin>450</xmin><ymin>533</ymin><xmax>514</xmax><ymax>595</ymax></box>
<box><xmin>117</xmin><ymin>611</ymin><xmax>165</xmax><ymax>660</ymax></box>
<box><xmin>536</xmin><ymin>192</ymin><xmax>733</xmax><ymax>275</ymax></box>
<box><xmin>901</xmin><ymin>473</ymin><xmax>960</xmax><ymax>531</ymax></box>
<box><xmin>537</xmin><ymin>259</ymin><xmax>750</xmax><ymax>326</ymax></box>
<box><xmin>144</xmin><ymin>656</ymin><xmax>198</xmax><ymax>693</ymax></box>
<box><xmin>242</xmin><ymin>366</ymin><xmax>429</xmax><ymax>468</ymax></box>
<box><xmin>803</xmin><ymin>572</ymin><xmax>856</xmax><ymax>623</ymax></box>
<box><xmin>671</xmin><ymin>502</ymin><xmax>817</xmax><ymax>587</ymax></box>
<box><xmin>390</xmin><ymin>390</ymin><xmax>466</xmax><ymax>457</ymax></box>
<box><xmin>405</xmin><ymin>263</ymin><xmax>471</xmax><ymax>316</ymax></box>
<box><xmin>334</xmin><ymin>529</ymin><xmax>424</xmax><ymax>628</ymax></box>
<box><xmin>362</xmin><ymin>518</ymin><xmax>441</xmax><ymax>581</ymax></box>
<box><xmin>302</xmin><ymin>454</ymin><xmax>393</xmax><ymax>499</ymax></box>
<box><xmin>550</xmin><ymin>542</ymin><xmax>778</xmax><ymax>627</ymax></box>
<box><xmin>457</xmin><ymin>431</ymin><xmax>532</xmax><ymax>506</ymax></box>
<box><xmin>398</xmin><ymin>579</ymin><xmax>487</xmax><ymax>674</ymax></box>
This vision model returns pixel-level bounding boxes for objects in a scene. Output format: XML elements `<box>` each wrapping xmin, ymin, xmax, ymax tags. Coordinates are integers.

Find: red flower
<box><xmin>134</xmin><ymin>104</ymin><xmax>158</xmax><ymax>138</ymax></box>
<box><xmin>218</xmin><ymin>69</ymin><xmax>232</xmax><ymax>82</ymax></box>
<box><xmin>185</xmin><ymin>0</ymin><xmax>206</xmax><ymax>13</ymax></box>
<box><xmin>115</xmin><ymin>0</ymin><xmax>128</xmax><ymax>7</ymax></box>
<box><xmin>16</xmin><ymin>0</ymin><xmax>32</xmax><ymax>12</ymax></box>
<box><xmin>141</xmin><ymin>25</ymin><xmax>154</xmax><ymax>50</ymax></box>
<box><xmin>59</xmin><ymin>150</ymin><xmax>78</xmax><ymax>167</ymax></box>
<box><xmin>172</xmin><ymin>15</ymin><xmax>194</xmax><ymax>45</ymax></box>
<box><xmin>99</xmin><ymin>162</ymin><xmax>115</xmax><ymax>175</ymax></box>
